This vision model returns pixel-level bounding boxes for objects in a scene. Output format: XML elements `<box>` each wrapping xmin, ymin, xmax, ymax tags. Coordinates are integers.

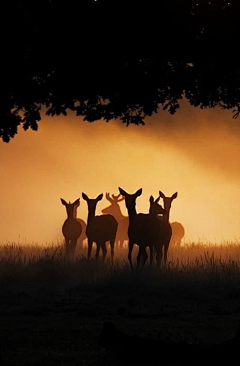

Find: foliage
<box><xmin>2</xmin><ymin>0</ymin><xmax>240</xmax><ymax>142</ymax></box>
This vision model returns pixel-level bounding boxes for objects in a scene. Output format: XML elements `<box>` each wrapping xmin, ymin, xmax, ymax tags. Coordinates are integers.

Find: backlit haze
<box><xmin>0</xmin><ymin>102</ymin><xmax>239</xmax><ymax>244</ymax></box>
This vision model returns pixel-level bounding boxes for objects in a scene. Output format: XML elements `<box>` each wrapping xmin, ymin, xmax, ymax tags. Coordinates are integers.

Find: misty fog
<box><xmin>0</xmin><ymin>101</ymin><xmax>239</xmax><ymax>244</ymax></box>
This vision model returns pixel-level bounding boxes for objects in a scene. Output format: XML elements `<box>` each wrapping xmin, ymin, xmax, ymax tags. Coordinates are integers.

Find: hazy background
<box><xmin>0</xmin><ymin>101</ymin><xmax>239</xmax><ymax>244</ymax></box>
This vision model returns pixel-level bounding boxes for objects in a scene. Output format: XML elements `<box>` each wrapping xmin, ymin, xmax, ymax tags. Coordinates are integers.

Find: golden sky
<box><xmin>0</xmin><ymin>101</ymin><xmax>239</xmax><ymax>244</ymax></box>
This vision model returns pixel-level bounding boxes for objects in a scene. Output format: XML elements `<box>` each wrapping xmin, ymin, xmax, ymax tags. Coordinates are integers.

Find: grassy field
<box><xmin>0</xmin><ymin>242</ymin><xmax>240</xmax><ymax>366</ymax></box>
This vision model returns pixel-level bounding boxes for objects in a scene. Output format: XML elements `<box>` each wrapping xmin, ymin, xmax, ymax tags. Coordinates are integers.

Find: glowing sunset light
<box><xmin>0</xmin><ymin>103</ymin><xmax>239</xmax><ymax>245</ymax></box>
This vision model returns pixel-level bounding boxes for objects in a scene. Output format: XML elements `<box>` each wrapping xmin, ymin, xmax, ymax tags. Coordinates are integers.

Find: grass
<box><xmin>0</xmin><ymin>242</ymin><xmax>240</xmax><ymax>365</ymax></box>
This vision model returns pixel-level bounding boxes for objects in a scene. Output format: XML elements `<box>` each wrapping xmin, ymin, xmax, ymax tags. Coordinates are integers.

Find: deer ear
<box><xmin>119</xmin><ymin>187</ymin><xmax>127</xmax><ymax>196</ymax></box>
<box><xmin>82</xmin><ymin>193</ymin><xmax>88</xmax><ymax>201</ymax></box>
<box><xmin>159</xmin><ymin>191</ymin><xmax>165</xmax><ymax>198</ymax></box>
<box><xmin>96</xmin><ymin>193</ymin><xmax>103</xmax><ymax>201</ymax></box>
<box><xmin>172</xmin><ymin>192</ymin><xmax>178</xmax><ymax>199</ymax></box>
<box><xmin>135</xmin><ymin>188</ymin><xmax>142</xmax><ymax>197</ymax></box>
<box><xmin>60</xmin><ymin>198</ymin><xmax>67</xmax><ymax>206</ymax></box>
<box><xmin>155</xmin><ymin>196</ymin><xmax>160</xmax><ymax>203</ymax></box>
<box><xmin>149</xmin><ymin>196</ymin><xmax>154</xmax><ymax>204</ymax></box>
<box><xmin>73</xmin><ymin>198</ymin><xmax>80</xmax><ymax>206</ymax></box>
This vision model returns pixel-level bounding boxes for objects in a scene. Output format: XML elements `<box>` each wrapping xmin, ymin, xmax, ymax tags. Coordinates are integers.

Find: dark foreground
<box><xmin>0</xmin><ymin>243</ymin><xmax>240</xmax><ymax>366</ymax></box>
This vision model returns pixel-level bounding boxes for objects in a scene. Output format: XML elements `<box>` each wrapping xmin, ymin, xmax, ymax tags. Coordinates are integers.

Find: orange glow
<box><xmin>0</xmin><ymin>103</ymin><xmax>239</xmax><ymax>244</ymax></box>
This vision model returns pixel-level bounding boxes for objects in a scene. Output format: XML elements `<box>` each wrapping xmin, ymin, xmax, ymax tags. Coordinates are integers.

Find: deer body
<box><xmin>82</xmin><ymin>193</ymin><xmax>118</xmax><ymax>262</ymax></box>
<box><xmin>61</xmin><ymin>198</ymin><xmax>82</xmax><ymax>258</ymax></box>
<box><xmin>118</xmin><ymin>188</ymin><xmax>166</xmax><ymax>268</ymax></box>
<box><xmin>101</xmin><ymin>193</ymin><xmax>129</xmax><ymax>248</ymax></box>
<box><xmin>170</xmin><ymin>222</ymin><xmax>185</xmax><ymax>246</ymax></box>
<box><xmin>73</xmin><ymin>203</ymin><xmax>87</xmax><ymax>249</ymax></box>
<box><xmin>77</xmin><ymin>219</ymin><xmax>87</xmax><ymax>248</ymax></box>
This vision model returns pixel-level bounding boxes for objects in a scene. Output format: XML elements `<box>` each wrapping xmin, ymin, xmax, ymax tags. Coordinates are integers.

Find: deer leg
<box><xmin>141</xmin><ymin>247</ymin><xmax>148</xmax><ymax>267</ymax></box>
<box><xmin>110</xmin><ymin>238</ymin><xmax>115</xmax><ymax>263</ymax></box>
<box><xmin>119</xmin><ymin>239</ymin><xmax>124</xmax><ymax>249</ymax></box>
<box><xmin>95</xmin><ymin>242</ymin><xmax>101</xmax><ymax>260</ymax></box>
<box><xmin>149</xmin><ymin>246</ymin><xmax>154</xmax><ymax>266</ymax></box>
<box><xmin>164</xmin><ymin>238</ymin><xmax>171</xmax><ymax>264</ymax></box>
<box><xmin>128</xmin><ymin>240</ymin><xmax>134</xmax><ymax>269</ymax></box>
<box><xmin>156</xmin><ymin>246</ymin><xmax>163</xmax><ymax>268</ymax></box>
<box><xmin>87</xmin><ymin>240</ymin><xmax>93</xmax><ymax>260</ymax></box>
<box><xmin>164</xmin><ymin>244</ymin><xmax>169</xmax><ymax>264</ymax></box>
<box><xmin>101</xmin><ymin>242</ymin><xmax>107</xmax><ymax>262</ymax></box>
<box><xmin>78</xmin><ymin>239</ymin><xmax>84</xmax><ymax>252</ymax></box>
<box><xmin>65</xmin><ymin>239</ymin><xmax>70</xmax><ymax>258</ymax></box>
<box><xmin>137</xmin><ymin>246</ymin><xmax>142</xmax><ymax>268</ymax></box>
<box><xmin>69</xmin><ymin>239</ymin><xmax>77</xmax><ymax>258</ymax></box>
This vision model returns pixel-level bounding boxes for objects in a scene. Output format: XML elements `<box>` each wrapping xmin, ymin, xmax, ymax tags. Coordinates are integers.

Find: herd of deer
<box><xmin>61</xmin><ymin>188</ymin><xmax>185</xmax><ymax>268</ymax></box>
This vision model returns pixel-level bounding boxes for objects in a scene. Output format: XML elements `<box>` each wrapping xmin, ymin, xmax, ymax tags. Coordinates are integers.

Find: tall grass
<box><xmin>0</xmin><ymin>242</ymin><xmax>239</xmax><ymax>366</ymax></box>
<box><xmin>0</xmin><ymin>242</ymin><xmax>239</xmax><ymax>296</ymax></box>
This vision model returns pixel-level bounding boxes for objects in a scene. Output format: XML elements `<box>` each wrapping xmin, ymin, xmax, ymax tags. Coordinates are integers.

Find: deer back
<box><xmin>170</xmin><ymin>222</ymin><xmax>185</xmax><ymax>244</ymax></box>
<box><xmin>115</xmin><ymin>216</ymin><xmax>129</xmax><ymax>241</ymax></box>
<box><xmin>77</xmin><ymin>218</ymin><xmax>87</xmax><ymax>242</ymax></box>
<box><xmin>62</xmin><ymin>218</ymin><xmax>82</xmax><ymax>240</ymax></box>
<box><xmin>157</xmin><ymin>216</ymin><xmax>172</xmax><ymax>245</ymax></box>
<box><xmin>128</xmin><ymin>213</ymin><xmax>161</xmax><ymax>247</ymax></box>
<box><xmin>86</xmin><ymin>214</ymin><xmax>118</xmax><ymax>242</ymax></box>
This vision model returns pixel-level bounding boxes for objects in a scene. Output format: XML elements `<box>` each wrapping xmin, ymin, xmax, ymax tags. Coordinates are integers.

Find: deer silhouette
<box><xmin>148</xmin><ymin>195</ymin><xmax>167</xmax><ymax>265</ymax></box>
<box><xmin>73</xmin><ymin>201</ymin><xmax>87</xmax><ymax>250</ymax></box>
<box><xmin>61</xmin><ymin>198</ymin><xmax>82</xmax><ymax>258</ymax></box>
<box><xmin>82</xmin><ymin>193</ymin><xmax>118</xmax><ymax>262</ymax></box>
<box><xmin>158</xmin><ymin>191</ymin><xmax>178</xmax><ymax>264</ymax></box>
<box><xmin>101</xmin><ymin>193</ymin><xmax>129</xmax><ymax>248</ymax></box>
<box><xmin>118</xmin><ymin>187</ymin><xmax>166</xmax><ymax>268</ymax></box>
<box><xmin>170</xmin><ymin>222</ymin><xmax>185</xmax><ymax>246</ymax></box>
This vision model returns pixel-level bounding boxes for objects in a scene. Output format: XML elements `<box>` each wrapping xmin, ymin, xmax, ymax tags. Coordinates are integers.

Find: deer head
<box><xmin>159</xmin><ymin>191</ymin><xmax>178</xmax><ymax>212</ymax></box>
<box><xmin>82</xmin><ymin>192</ymin><xmax>103</xmax><ymax>215</ymax></box>
<box><xmin>60</xmin><ymin>198</ymin><xmax>80</xmax><ymax>218</ymax></box>
<box><xmin>118</xmin><ymin>187</ymin><xmax>142</xmax><ymax>216</ymax></box>
<box><xmin>102</xmin><ymin>193</ymin><xmax>125</xmax><ymax>216</ymax></box>
<box><xmin>149</xmin><ymin>195</ymin><xmax>166</xmax><ymax>216</ymax></box>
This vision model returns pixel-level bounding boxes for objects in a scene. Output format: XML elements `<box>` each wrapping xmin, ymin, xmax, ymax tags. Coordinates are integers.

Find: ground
<box><xmin>0</xmin><ymin>243</ymin><xmax>239</xmax><ymax>366</ymax></box>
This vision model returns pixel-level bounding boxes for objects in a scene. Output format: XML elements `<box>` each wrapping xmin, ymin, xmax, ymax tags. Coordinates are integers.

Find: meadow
<box><xmin>0</xmin><ymin>241</ymin><xmax>240</xmax><ymax>366</ymax></box>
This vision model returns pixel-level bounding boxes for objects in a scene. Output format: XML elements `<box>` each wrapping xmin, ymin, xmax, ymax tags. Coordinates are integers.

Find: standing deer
<box><xmin>158</xmin><ymin>191</ymin><xmax>178</xmax><ymax>263</ymax></box>
<box><xmin>148</xmin><ymin>195</ymin><xmax>166</xmax><ymax>265</ymax></box>
<box><xmin>73</xmin><ymin>200</ymin><xmax>87</xmax><ymax>250</ymax></box>
<box><xmin>82</xmin><ymin>193</ymin><xmax>118</xmax><ymax>262</ymax></box>
<box><xmin>61</xmin><ymin>198</ymin><xmax>82</xmax><ymax>258</ymax></box>
<box><xmin>118</xmin><ymin>187</ymin><xmax>166</xmax><ymax>268</ymax></box>
<box><xmin>101</xmin><ymin>193</ymin><xmax>129</xmax><ymax>248</ymax></box>
<box><xmin>149</xmin><ymin>194</ymin><xmax>171</xmax><ymax>265</ymax></box>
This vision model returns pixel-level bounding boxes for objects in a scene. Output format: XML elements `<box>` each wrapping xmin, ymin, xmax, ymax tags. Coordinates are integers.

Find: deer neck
<box><xmin>67</xmin><ymin>208</ymin><xmax>74</xmax><ymax>220</ymax></box>
<box><xmin>73</xmin><ymin>207</ymin><xmax>77</xmax><ymax>219</ymax></box>
<box><xmin>87</xmin><ymin>209</ymin><xmax>96</xmax><ymax>225</ymax></box>
<box><xmin>126</xmin><ymin>206</ymin><xmax>137</xmax><ymax>222</ymax></box>
<box><xmin>163</xmin><ymin>210</ymin><xmax>170</xmax><ymax>223</ymax></box>
<box><xmin>113</xmin><ymin>205</ymin><xmax>124</xmax><ymax>221</ymax></box>
<box><xmin>149</xmin><ymin>206</ymin><xmax>155</xmax><ymax>217</ymax></box>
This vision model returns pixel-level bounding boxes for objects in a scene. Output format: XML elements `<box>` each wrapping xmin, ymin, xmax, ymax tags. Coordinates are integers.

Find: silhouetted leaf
<box><xmin>1</xmin><ymin>0</ymin><xmax>240</xmax><ymax>141</ymax></box>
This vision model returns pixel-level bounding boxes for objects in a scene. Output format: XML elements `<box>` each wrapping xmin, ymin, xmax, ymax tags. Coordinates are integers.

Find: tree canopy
<box><xmin>2</xmin><ymin>0</ymin><xmax>240</xmax><ymax>142</ymax></box>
